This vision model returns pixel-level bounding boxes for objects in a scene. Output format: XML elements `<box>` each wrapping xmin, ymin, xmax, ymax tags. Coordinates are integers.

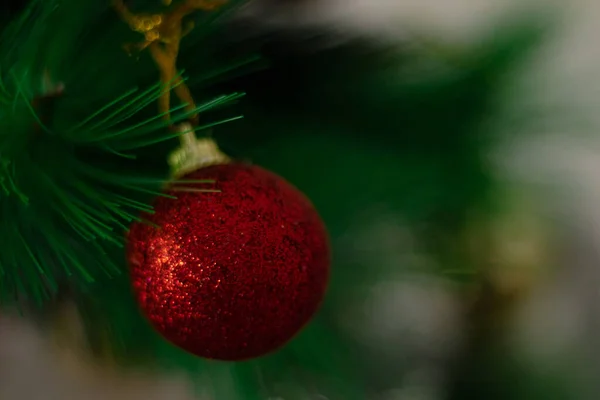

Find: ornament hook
<box><xmin>113</xmin><ymin>0</ymin><xmax>227</xmax><ymax>126</ymax></box>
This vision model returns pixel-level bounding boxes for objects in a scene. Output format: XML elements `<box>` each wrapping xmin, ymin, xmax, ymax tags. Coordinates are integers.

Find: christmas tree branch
<box><xmin>0</xmin><ymin>0</ymin><xmax>249</xmax><ymax>306</ymax></box>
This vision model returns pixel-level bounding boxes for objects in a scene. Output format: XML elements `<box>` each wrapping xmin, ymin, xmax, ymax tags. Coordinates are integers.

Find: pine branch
<box><xmin>0</xmin><ymin>0</ymin><xmax>250</xmax><ymax>305</ymax></box>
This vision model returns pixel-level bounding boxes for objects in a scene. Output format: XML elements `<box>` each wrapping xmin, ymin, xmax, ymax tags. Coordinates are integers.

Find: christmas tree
<box><xmin>0</xmin><ymin>0</ymin><xmax>575</xmax><ymax>398</ymax></box>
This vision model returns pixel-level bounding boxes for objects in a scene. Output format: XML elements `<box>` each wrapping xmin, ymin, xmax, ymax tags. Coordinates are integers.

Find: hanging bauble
<box><xmin>126</xmin><ymin>135</ymin><xmax>330</xmax><ymax>361</ymax></box>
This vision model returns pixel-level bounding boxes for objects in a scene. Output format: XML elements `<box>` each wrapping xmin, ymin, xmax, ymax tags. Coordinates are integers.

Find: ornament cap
<box><xmin>168</xmin><ymin>123</ymin><xmax>230</xmax><ymax>178</ymax></box>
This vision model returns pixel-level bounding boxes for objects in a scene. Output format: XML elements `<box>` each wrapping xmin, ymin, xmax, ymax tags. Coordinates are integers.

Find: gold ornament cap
<box><xmin>168</xmin><ymin>123</ymin><xmax>230</xmax><ymax>178</ymax></box>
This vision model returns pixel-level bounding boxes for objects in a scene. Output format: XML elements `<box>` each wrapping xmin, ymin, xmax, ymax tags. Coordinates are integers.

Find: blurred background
<box><xmin>3</xmin><ymin>0</ymin><xmax>600</xmax><ymax>399</ymax></box>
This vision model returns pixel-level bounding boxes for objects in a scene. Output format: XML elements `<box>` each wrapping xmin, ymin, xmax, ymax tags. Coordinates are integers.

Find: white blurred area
<box><xmin>0</xmin><ymin>314</ymin><xmax>197</xmax><ymax>400</ymax></box>
<box><xmin>5</xmin><ymin>0</ymin><xmax>600</xmax><ymax>398</ymax></box>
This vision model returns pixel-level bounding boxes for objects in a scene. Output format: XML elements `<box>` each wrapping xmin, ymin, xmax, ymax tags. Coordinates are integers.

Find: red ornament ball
<box><xmin>126</xmin><ymin>163</ymin><xmax>330</xmax><ymax>361</ymax></box>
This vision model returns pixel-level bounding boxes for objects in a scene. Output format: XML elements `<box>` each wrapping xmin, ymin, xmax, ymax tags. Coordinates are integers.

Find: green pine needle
<box><xmin>0</xmin><ymin>0</ymin><xmax>248</xmax><ymax>305</ymax></box>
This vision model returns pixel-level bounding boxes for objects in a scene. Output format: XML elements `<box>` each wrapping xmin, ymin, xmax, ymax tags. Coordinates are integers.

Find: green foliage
<box><xmin>0</xmin><ymin>0</ymin><xmax>248</xmax><ymax>304</ymax></box>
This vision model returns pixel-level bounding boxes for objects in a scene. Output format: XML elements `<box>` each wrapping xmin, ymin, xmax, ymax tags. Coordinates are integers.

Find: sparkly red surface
<box><xmin>127</xmin><ymin>163</ymin><xmax>330</xmax><ymax>361</ymax></box>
